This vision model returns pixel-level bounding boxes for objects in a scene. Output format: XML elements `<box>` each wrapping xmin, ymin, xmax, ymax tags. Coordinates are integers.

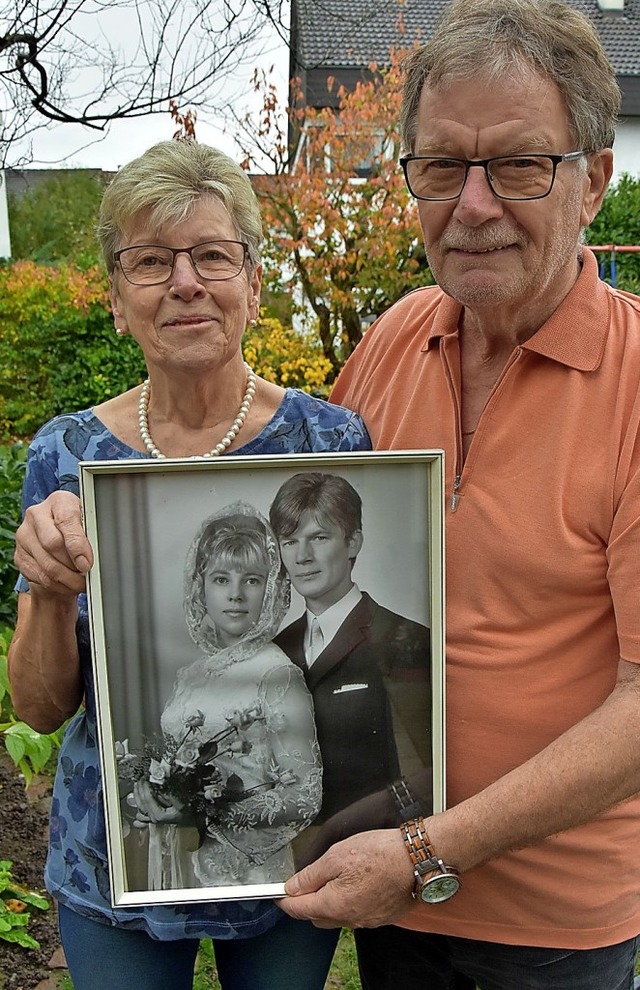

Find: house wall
<box><xmin>298</xmin><ymin>68</ymin><xmax>640</xmax><ymax>178</ymax></box>
<box><xmin>0</xmin><ymin>174</ymin><xmax>11</xmax><ymax>259</ymax></box>
<box><xmin>612</xmin><ymin>119</ymin><xmax>640</xmax><ymax>180</ymax></box>
<box><xmin>620</xmin><ymin>75</ymin><xmax>640</xmax><ymax>116</ymax></box>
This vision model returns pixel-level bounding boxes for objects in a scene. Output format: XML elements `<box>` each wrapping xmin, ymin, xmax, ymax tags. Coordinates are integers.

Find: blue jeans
<box><xmin>355</xmin><ymin>925</ymin><xmax>639</xmax><ymax>990</ymax></box>
<box><xmin>58</xmin><ymin>903</ymin><xmax>340</xmax><ymax>990</ymax></box>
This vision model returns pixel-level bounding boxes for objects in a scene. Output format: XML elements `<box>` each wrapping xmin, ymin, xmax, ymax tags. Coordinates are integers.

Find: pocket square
<box><xmin>333</xmin><ymin>683</ymin><xmax>369</xmax><ymax>694</ymax></box>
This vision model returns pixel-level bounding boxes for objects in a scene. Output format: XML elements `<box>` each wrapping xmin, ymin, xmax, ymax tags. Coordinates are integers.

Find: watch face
<box><xmin>420</xmin><ymin>874</ymin><xmax>461</xmax><ymax>903</ymax></box>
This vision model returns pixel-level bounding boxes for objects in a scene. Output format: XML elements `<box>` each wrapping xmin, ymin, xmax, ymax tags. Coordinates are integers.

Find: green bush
<box><xmin>0</xmin><ymin>261</ymin><xmax>147</xmax><ymax>442</ymax></box>
<box><xmin>587</xmin><ymin>173</ymin><xmax>640</xmax><ymax>294</ymax></box>
<box><xmin>0</xmin><ymin>443</ymin><xmax>26</xmax><ymax>625</ymax></box>
<box><xmin>8</xmin><ymin>170</ymin><xmax>107</xmax><ymax>267</ymax></box>
<box><xmin>0</xmin><ymin>261</ymin><xmax>334</xmax><ymax>444</ymax></box>
<box><xmin>0</xmin><ymin>626</ymin><xmax>67</xmax><ymax>784</ymax></box>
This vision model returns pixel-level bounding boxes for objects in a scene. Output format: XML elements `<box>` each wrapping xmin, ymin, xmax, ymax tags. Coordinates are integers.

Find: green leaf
<box><xmin>0</xmin><ymin>926</ymin><xmax>41</xmax><ymax>949</ymax></box>
<box><xmin>4</xmin><ymin>732</ymin><xmax>25</xmax><ymax>764</ymax></box>
<box><xmin>4</xmin><ymin>882</ymin><xmax>49</xmax><ymax>911</ymax></box>
<box><xmin>0</xmin><ymin>860</ymin><xmax>49</xmax><ymax>950</ymax></box>
<box><xmin>5</xmin><ymin>721</ymin><xmax>53</xmax><ymax>771</ymax></box>
<box><xmin>5</xmin><ymin>891</ymin><xmax>49</xmax><ymax>911</ymax></box>
<box><xmin>0</xmin><ymin>861</ymin><xmax>13</xmax><ymax>892</ymax></box>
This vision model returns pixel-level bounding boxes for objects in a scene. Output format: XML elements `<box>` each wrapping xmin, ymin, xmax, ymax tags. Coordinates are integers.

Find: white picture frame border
<box><xmin>79</xmin><ymin>449</ymin><xmax>446</xmax><ymax>907</ymax></box>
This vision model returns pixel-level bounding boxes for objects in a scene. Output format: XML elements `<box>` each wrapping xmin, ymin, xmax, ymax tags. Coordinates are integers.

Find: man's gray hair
<box><xmin>400</xmin><ymin>0</ymin><xmax>621</xmax><ymax>155</ymax></box>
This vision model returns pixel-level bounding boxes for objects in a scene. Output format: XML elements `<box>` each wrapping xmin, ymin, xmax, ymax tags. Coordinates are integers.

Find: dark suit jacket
<box><xmin>275</xmin><ymin>592</ymin><xmax>431</xmax><ymax>822</ymax></box>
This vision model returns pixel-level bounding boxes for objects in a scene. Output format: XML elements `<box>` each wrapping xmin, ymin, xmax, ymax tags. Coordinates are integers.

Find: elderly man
<box><xmin>277</xmin><ymin>1</ymin><xmax>640</xmax><ymax>988</ymax></box>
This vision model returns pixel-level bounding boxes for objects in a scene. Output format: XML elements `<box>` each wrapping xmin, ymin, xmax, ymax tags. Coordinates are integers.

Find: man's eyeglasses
<box><xmin>114</xmin><ymin>239</ymin><xmax>248</xmax><ymax>285</ymax></box>
<box><xmin>400</xmin><ymin>152</ymin><xmax>587</xmax><ymax>202</ymax></box>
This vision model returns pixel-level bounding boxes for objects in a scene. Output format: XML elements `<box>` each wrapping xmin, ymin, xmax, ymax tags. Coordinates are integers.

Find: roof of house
<box><xmin>292</xmin><ymin>0</ymin><xmax>640</xmax><ymax>76</ymax></box>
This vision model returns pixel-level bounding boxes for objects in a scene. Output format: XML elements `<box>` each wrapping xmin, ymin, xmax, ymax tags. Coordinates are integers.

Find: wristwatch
<box><xmin>401</xmin><ymin>818</ymin><xmax>461</xmax><ymax>904</ymax></box>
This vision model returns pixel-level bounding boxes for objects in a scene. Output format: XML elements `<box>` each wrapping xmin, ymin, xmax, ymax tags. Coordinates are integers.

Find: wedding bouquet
<box><xmin>116</xmin><ymin>704</ymin><xmax>283</xmax><ymax>836</ymax></box>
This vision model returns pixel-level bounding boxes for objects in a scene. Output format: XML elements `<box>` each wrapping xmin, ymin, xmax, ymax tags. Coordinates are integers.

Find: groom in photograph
<box><xmin>269</xmin><ymin>472</ymin><xmax>431</xmax><ymax>835</ymax></box>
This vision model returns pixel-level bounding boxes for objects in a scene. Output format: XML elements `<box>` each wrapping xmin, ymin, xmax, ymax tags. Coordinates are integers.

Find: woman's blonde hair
<box><xmin>183</xmin><ymin>502</ymin><xmax>290</xmax><ymax>655</ymax></box>
<box><xmin>400</xmin><ymin>0</ymin><xmax>621</xmax><ymax>155</ymax></box>
<box><xmin>97</xmin><ymin>140</ymin><xmax>262</xmax><ymax>272</ymax></box>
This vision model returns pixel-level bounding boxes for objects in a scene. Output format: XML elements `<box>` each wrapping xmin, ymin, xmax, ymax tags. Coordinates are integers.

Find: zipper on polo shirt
<box><xmin>451</xmin><ymin>474</ymin><xmax>462</xmax><ymax>512</ymax></box>
<box><xmin>444</xmin><ymin>344</ymin><xmax>524</xmax><ymax>512</ymax></box>
<box><xmin>441</xmin><ymin>343</ymin><xmax>466</xmax><ymax>513</ymax></box>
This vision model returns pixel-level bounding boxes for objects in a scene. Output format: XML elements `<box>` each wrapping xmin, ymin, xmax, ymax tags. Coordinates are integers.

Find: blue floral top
<box><xmin>16</xmin><ymin>389</ymin><xmax>371</xmax><ymax>941</ymax></box>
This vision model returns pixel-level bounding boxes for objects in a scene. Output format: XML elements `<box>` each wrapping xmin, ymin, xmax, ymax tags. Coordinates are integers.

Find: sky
<box><xmin>14</xmin><ymin>92</ymin><xmax>266</xmax><ymax>172</ymax></box>
<box><xmin>3</xmin><ymin>2</ymin><xmax>289</xmax><ymax>173</ymax></box>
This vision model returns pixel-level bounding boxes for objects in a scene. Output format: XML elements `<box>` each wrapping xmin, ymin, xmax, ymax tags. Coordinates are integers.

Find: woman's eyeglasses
<box><xmin>114</xmin><ymin>239</ymin><xmax>248</xmax><ymax>285</ymax></box>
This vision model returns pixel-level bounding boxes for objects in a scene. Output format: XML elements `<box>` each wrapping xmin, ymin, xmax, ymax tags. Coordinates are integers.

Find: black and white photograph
<box><xmin>80</xmin><ymin>450</ymin><xmax>445</xmax><ymax>907</ymax></box>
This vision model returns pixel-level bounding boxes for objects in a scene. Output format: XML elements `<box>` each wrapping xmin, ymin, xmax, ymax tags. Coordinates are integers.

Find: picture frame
<box><xmin>80</xmin><ymin>450</ymin><xmax>445</xmax><ymax>908</ymax></box>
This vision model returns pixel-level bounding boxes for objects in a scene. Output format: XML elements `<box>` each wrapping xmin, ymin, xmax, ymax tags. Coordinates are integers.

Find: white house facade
<box><xmin>0</xmin><ymin>173</ymin><xmax>11</xmax><ymax>259</ymax></box>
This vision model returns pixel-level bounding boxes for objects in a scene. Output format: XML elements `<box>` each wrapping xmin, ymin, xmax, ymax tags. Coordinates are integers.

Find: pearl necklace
<box><xmin>138</xmin><ymin>363</ymin><xmax>257</xmax><ymax>459</ymax></box>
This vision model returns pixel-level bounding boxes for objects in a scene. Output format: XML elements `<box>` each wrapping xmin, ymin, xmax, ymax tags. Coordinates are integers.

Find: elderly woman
<box><xmin>8</xmin><ymin>140</ymin><xmax>370</xmax><ymax>990</ymax></box>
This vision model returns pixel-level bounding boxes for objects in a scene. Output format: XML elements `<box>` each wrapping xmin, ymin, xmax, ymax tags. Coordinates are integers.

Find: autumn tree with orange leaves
<box><xmin>241</xmin><ymin>51</ymin><xmax>430</xmax><ymax>379</ymax></box>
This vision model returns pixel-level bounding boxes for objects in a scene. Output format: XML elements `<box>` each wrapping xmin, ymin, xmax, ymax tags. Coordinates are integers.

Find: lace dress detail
<box><xmin>152</xmin><ymin>652</ymin><xmax>321</xmax><ymax>886</ymax></box>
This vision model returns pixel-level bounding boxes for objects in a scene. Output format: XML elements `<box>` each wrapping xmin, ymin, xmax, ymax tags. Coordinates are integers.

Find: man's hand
<box><xmin>277</xmin><ymin>828</ymin><xmax>415</xmax><ymax>929</ymax></box>
<box><xmin>15</xmin><ymin>491</ymin><xmax>93</xmax><ymax>596</ymax></box>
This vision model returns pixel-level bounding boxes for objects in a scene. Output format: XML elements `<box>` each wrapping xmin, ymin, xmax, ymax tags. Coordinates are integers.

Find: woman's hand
<box><xmin>15</xmin><ymin>491</ymin><xmax>93</xmax><ymax>596</ymax></box>
<box><xmin>8</xmin><ymin>489</ymin><xmax>91</xmax><ymax>732</ymax></box>
<box><xmin>132</xmin><ymin>781</ymin><xmax>188</xmax><ymax>826</ymax></box>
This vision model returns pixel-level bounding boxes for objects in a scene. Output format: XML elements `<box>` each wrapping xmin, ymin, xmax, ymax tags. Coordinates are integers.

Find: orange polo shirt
<box><xmin>331</xmin><ymin>248</ymin><xmax>640</xmax><ymax>948</ymax></box>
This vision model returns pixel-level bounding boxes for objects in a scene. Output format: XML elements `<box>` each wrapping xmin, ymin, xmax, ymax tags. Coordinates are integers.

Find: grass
<box><xmin>194</xmin><ymin>938</ymin><xmax>219</xmax><ymax>989</ymax></box>
<box><xmin>323</xmin><ymin>929</ymin><xmax>362</xmax><ymax>989</ymax></box>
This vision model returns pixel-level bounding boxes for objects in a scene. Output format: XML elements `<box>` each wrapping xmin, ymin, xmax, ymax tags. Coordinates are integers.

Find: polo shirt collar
<box><xmin>422</xmin><ymin>248</ymin><xmax>609</xmax><ymax>372</ymax></box>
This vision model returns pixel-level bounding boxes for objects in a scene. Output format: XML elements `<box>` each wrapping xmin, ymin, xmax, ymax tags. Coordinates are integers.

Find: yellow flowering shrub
<box><xmin>243</xmin><ymin>313</ymin><xmax>333</xmax><ymax>395</ymax></box>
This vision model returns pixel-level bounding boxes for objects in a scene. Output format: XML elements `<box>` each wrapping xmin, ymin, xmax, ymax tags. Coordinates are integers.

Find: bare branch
<box><xmin>0</xmin><ymin>0</ymin><xmax>291</xmax><ymax>165</ymax></box>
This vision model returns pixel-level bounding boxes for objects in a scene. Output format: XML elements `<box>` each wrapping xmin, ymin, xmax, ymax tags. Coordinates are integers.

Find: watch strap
<box><xmin>400</xmin><ymin>817</ymin><xmax>459</xmax><ymax>893</ymax></box>
<box><xmin>389</xmin><ymin>777</ymin><xmax>423</xmax><ymax>821</ymax></box>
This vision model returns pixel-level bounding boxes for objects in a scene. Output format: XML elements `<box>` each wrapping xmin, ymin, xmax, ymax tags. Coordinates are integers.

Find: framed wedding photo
<box><xmin>80</xmin><ymin>450</ymin><xmax>445</xmax><ymax>907</ymax></box>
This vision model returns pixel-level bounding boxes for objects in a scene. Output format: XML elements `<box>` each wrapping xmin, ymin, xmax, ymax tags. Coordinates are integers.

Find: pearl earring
<box><xmin>248</xmin><ymin>319</ymin><xmax>258</xmax><ymax>327</ymax></box>
<box><xmin>115</xmin><ymin>328</ymin><xmax>126</xmax><ymax>337</ymax></box>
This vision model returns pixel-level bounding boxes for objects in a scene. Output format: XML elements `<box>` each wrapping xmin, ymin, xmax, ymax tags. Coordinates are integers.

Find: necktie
<box><xmin>308</xmin><ymin>616</ymin><xmax>324</xmax><ymax>665</ymax></box>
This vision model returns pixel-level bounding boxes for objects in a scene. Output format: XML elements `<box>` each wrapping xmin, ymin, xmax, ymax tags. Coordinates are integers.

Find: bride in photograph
<box><xmin>132</xmin><ymin>501</ymin><xmax>322</xmax><ymax>889</ymax></box>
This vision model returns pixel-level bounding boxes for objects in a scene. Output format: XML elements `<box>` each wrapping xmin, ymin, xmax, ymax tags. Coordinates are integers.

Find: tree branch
<box><xmin>0</xmin><ymin>0</ymin><xmax>290</xmax><ymax>164</ymax></box>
